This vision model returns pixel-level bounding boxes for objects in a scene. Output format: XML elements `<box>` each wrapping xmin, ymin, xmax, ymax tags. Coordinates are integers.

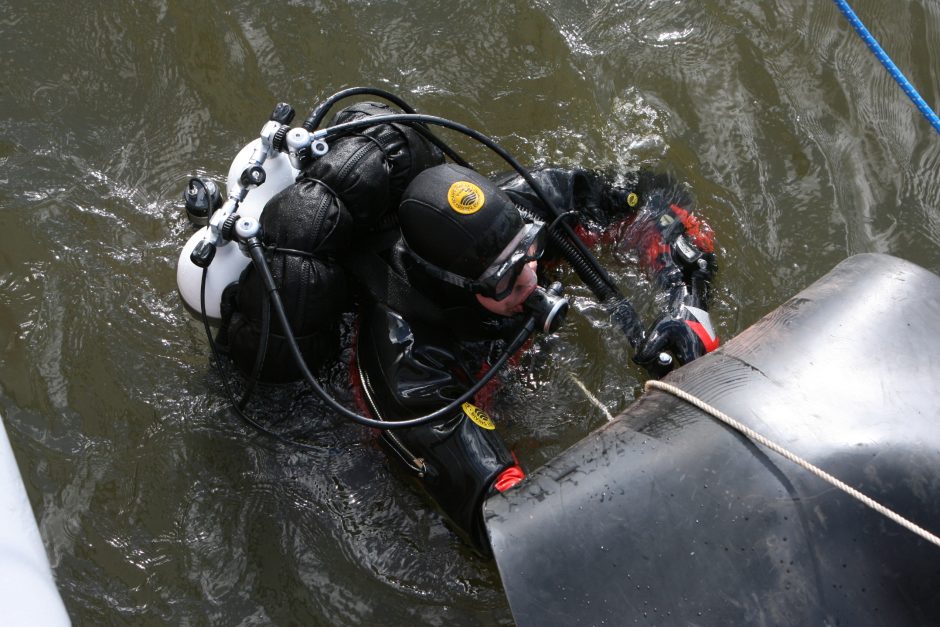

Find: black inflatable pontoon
<box><xmin>485</xmin><ymin>253</ymin><xmax>940</xmax><ymax>625</ymax></box>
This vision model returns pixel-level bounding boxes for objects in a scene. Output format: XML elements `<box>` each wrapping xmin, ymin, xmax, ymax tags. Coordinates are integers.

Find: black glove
<box><xmin>633</xmin><ymin>295</ymin><xmax>719</xmax><ymax>378</ymax></box>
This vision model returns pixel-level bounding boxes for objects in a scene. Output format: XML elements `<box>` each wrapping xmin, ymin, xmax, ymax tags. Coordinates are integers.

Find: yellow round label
<box><xmin>447</xmin><ymin>181</ymin><xmax>485</xmax><ymax>214</ymax></box>
<box><xmin>626</xmin><ymin>192</ymin><xmax>639</xmax><ymax>208</ymax></box>
<box><xmin>462</xmin><ymin>402</ymin><xmax>496</xmax><ymax>430</ymax></box>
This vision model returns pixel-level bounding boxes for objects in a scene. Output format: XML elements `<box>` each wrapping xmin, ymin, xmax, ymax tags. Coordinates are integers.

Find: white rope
<box><xmin>644</xmin><ymin>379</ymin><xmax>940</xmax><ymax>549</ymax></box>
<box><xmin>569</xmin><ymin>373</ymin><xmax>615</xmax><ymax>421</ymax></box>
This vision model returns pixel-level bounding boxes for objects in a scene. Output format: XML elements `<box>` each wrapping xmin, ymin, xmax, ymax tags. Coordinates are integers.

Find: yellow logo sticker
<box><xmin>626</xmin><ymin>192</ymin><xmax>639</xmax><ymax>208</ymax></box>
<box><xmin>448</xmin><ymin>181</ymin><xmax>485</xmax><ymax>214</ymax></box>
<box><xmin>462</xmin><ymin>402</ymin><xmax>496</xmax><ymax>430</ymax></box>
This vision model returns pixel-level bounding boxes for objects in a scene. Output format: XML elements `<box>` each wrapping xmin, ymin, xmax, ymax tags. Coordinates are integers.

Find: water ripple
<box><xmin>3</xmin><ymin>0</ymin><xmax>940</xmax><ymax>624</ymax></box>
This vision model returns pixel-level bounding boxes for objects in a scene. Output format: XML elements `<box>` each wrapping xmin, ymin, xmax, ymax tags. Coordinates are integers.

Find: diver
<box><xmin>203</xmin><ymin>98</ymin><xmax>718</xmax><ymax>555</ymax></box>
<box><xmin>351</xmin><ymin>162</ymin><xmax>717</xmax><ymax>553</ymax></box>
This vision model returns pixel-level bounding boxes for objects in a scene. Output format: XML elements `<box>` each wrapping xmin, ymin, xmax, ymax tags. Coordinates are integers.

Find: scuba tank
<box><xmin>176</xmin><ymin>137</ymin><xmax>299</xmax><ymax>319</ymax></box>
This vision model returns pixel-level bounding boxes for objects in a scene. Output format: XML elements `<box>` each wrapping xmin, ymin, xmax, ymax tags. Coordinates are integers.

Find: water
<box><xmin>1</xmin><ymin>0</ymin><xmax>938</xmax><ymax>624</ymax></box>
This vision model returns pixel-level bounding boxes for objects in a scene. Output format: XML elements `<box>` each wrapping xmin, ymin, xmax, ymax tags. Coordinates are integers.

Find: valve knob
<box><xmin>239</xmin><ymin>165</ymin><xmax>266</xmax><ymax>188</ymax></box>
<box><xmin>271</xmin><ymin>125</ymin><xmax>290</xmax><ymax>153</ymax></box>
<box><xmin>270</xmin><ymin>102</ymin><xmax>295</xmax><ymax>125</ymax></box>
<box><xmin>235</xmin><ymin>216</ymin><xmax>261</xmax><ymax>240</ymax></box>
<box><xmin>190</xmin><ymin>239</ymin><xmax>216</xmax><ymax>268</ymax></box>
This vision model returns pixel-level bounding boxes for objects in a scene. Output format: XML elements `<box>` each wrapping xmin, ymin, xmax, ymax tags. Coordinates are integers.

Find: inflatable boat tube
<box><xmin>0</xmin><ymin>415</ymin><xmax>70</xmax><ymax>625</ymax></box>
<box><xmin>485</xmin><ymin>253</ymin><xmax>940</xmax><ymax>626</ymax></box>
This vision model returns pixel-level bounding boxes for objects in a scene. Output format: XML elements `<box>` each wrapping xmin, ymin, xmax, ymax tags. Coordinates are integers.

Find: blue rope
<box><xmin>832</xmin><ymin>0</ymin><xmax>940</xmax><ymax>135</ymax></box>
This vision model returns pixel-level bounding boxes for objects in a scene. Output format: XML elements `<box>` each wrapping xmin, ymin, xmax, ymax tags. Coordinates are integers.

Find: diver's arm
<box><xmin>497</xmin><ymin>167</ymin><xmax>636</xmax><ymax>227</ymax></box>
<box><xmin>623</xmin><ymin>187</ymin><xmax>719</xmax><ymax>376</ymax></box>
<box><xmin>498</xmin><ymin>166</ymin><xmax>719</xmax><ymax>374</ymax></box>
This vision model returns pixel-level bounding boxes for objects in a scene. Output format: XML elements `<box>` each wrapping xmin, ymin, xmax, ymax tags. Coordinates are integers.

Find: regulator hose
<box><xmin>302</xmin><ymin>86</ymin><xmax>471</xmax><ymax>167</ymax></box>
<box><xmin>546</xmin><ymin>227</ymin><xmax>645</xmax><ymax>345</ymax></box>
<box><xmin>241</xmin><ymin>231</ymin><xmax>538</xmax><ymax>430</ymax></box>
<box><xmin>200</xmin><ymin>267</ymin><xmax>321</xmax><ymax>451</ymax></box>
<box><xmin>237</xmin><ymin>292</ymin><xmax>270</xmax><ymax>410</ymax></box>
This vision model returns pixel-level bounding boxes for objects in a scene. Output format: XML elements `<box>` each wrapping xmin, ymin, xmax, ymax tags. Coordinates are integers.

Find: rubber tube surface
<box><xmin>485</xmin><ymin>253</ymin><xmax>940</xmax><ymax>626</ymax></box>
<box><xmin>0</xmin><ymin>416</ymin><xmax>70</xmax><ymax>625</ymax></box>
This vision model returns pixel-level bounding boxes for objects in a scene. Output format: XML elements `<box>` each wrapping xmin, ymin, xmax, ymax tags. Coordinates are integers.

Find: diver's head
<box><xmin>398</xmin><ymin>164</ymin><xmax>546</xmax><ymax>316</ymax></box>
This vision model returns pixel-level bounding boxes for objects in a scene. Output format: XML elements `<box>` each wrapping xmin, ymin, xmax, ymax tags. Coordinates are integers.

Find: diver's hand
<box><xmin>627</xmin><ymin>195</ymin><xmax>716</xmax><ymax>285</ymax></box>
<box><xmin>634</xmin><ymin>306</ymin><xmax>719</xmax><ymax>378</ymax></box>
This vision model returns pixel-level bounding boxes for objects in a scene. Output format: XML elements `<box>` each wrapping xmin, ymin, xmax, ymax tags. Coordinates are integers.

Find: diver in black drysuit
<box><xmin>215</xmin><ymin>101</ymin><xmax>719</xmax><ymax>554</ymax></box>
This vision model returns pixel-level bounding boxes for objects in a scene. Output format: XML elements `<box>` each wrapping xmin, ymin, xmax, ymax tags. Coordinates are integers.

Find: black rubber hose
<box><xmin>200</xmin><ymin>267</ymin><xmax>321</xmax><ymax>451</ymax></box>
<box><xmin>237</xmin><ymin>292</ymin><xmax>270</xmax><ymax>410</ymax></box>
<box><xmin>245</xmin><ymin>236</ymin><xmax>538</xmax><ymax>430</ymax></box>
<box><xmin>302</xmin><ymin>86</ymin><xmax>470</xmax><ymax>168</ymax></box>
<box><xmin>303</xmin><ymin>87</ymin><xmax>415</xmax><ymax>130</ymax></box>
<box><xmin>547</xmin><ymin>230</ymin><xmax>645</xmax><ymax>346</ymax></box>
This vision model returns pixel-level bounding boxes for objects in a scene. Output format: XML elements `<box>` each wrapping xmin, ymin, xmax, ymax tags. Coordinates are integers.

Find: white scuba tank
<box><xmin>176</xmin><ymin>138</ymin><xmax>299</xmax><ymax>319</ymax></box>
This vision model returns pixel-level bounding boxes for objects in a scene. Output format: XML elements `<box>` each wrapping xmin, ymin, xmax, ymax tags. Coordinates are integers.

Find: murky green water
<box><xmin>1</xmin><ymin>0</ymin><xmax>938</xmax><ymax>624</ymax></box>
